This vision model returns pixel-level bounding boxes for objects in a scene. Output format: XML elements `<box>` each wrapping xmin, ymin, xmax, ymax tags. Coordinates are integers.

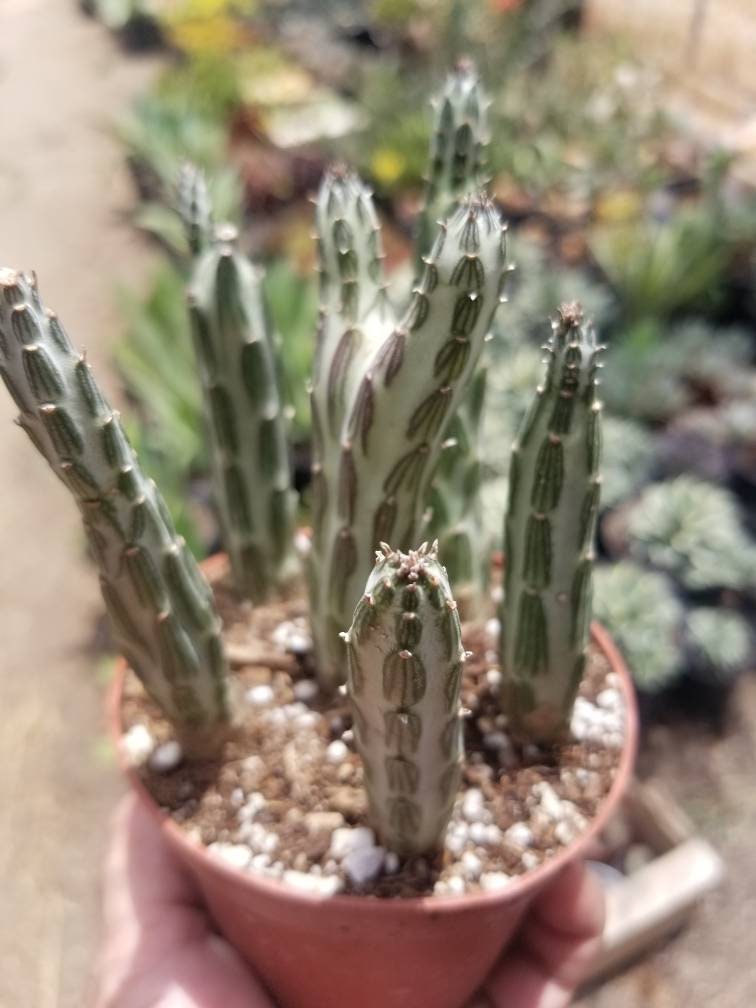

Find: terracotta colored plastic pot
<box><xmin>111</xmin><ymin>612</ymin><xmax>637</xmax><ymax>1008</ymax></box>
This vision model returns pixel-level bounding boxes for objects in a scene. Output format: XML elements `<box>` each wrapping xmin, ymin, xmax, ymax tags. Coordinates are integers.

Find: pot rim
<box><xmin>111</xmin><ymin>603</ymin><xmax>637</xmax><ymax>916</ymax></box>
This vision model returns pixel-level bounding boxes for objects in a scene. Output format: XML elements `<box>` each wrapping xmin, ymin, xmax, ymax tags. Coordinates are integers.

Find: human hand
<box><xmin>97</xmin><ymin>793</ymin><xmax>275</xmax><ymax>1008</ymax></box>
<box><xmin>468</xmin><ymin>858</ymin><xmax>605</xmax><ymax>1008</ymax></box>
<box><xmin>98</xmin><ymin>794</ymin><xmax>603</xmax><ymax>1008</ymax></box>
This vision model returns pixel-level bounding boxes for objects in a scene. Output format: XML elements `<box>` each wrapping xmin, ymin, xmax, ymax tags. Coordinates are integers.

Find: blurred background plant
<box><xmin>88</xmin><ymin>0</ymin><xmax>756</xmax><ymax>716</ymax></box>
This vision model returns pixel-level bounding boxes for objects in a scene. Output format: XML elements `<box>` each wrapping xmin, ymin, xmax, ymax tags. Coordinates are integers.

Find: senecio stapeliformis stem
<box><xmin>184</xmin><ymin>184</ymin><xmax>297</xmax><ymax>605</ymax></box>
<box><xmin>417</xmin><ymin>57</ymin><xmax>490</xmax><ymax>269</ymax></box>
<box><xmin>0</xmin><ymin>268</ymin><xmax>230</xmax><ymax>753</ymax></box>
<box><xmin>309</xmin><ymin>181</ymin><xmax>508</xmax><ymax>691</ymax></box>
<box><xmin>500</xmin><ymin>303</ymin><xmax>604</xmax><ymax>745</ymax></box>
<box><xmin>344</xmin><ymin>542</ymin><xmax>465</xmax><ymax>856</ymax></box>
<box><xmin>420</xmin><ymin>60</ymin><xmax>498</xmax><ymax>617</ymax></box>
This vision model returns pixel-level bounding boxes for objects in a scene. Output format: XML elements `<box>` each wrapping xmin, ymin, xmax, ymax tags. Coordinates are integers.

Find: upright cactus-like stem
<box><xmin>418</xmin><ymin>60</ymin><xmax>495</xmax><ymax>612</ymax></box>
<box><xmin>417</xmin><ymin>58</ymin><xmax>489</xmax><ymax>266</ymax></box>
<box><xmin>188</xmin><ymin>227</ymin><xmax>297</xmax><ymax>604</ymax></box>
<box><xmin>344</xmin><ymin>542</ymin><xmax>465</xmax><ymax>856</ymax></box>
<box><xmin>500</xmin><ymin>304</ymin><xmax>603</xmax><ymax>745</ymax></box>
<box><xmin>423</xmin><ymin>367</ymin><xmax>489</xmax><ymax>617</ymax></box>
<box><xmin>0</xmin><ymin>268</ymin><xmax>230</xmax><ymax>752</ymax></box>
<box><xmin>311</xmin><ymin>195</ymin><xmax>508</xmax><ymax>690</ymax></box>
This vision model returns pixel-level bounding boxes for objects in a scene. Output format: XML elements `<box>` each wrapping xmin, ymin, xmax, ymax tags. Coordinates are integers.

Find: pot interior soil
<box><xmin>120</xmin><ymin>569</ymin><xmax>626</xmax><ymax>899</ymax></box>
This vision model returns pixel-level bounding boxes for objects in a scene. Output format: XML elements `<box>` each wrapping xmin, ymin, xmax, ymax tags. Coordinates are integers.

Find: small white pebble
<box><xmin>461</xmin><ymin>851</ymin><xmax>483</xmax><ymax>880</ymax></box>
<box><xmin>326</xmin><ymin>740</ymin><xmax>349</xmax><ymax>764</ymax></box>
<box><xmin>341</xmin><ymin>728</ymin><xmax>354</xmax><ymax>744</ymax></box>
<box><xmin>555</xmin><ymin>821</ymin><xmax>579</xmax><ymax>845</ymax></box>
<box><xmin>283</xmin><ymin>870</ymin><xmax>344</xmax><ymax>896</ymax></box>
<box><xmin>533</xmin><ymin>782</ymin><xmax>563</xmax><ymax>821</ymax></box>
<box><xmin>293</xmin><ymin>679</ymin><xmax>319</xmax><ymax>702</ymax></box>
<box><xmin>296</xmin><ymin>711</ymin><xmax>319</xmax><ymax>729</ymax></box>
<box><xmin>329</xmin><ymin>826</ymin><xmax>376</xmax><ymax>861</ymax></box>
<box><xmin>483</xmin><ymin>731</ymin><xmax>510</xmax><ymax>752</ymax></box>
<box><xmin>596</xmin><ymin>688</ymin><xmax>621</xmax><ymax>710</ymax></box>
<box><xmin>149</xmin><ymin>740</ymin><xmax>182</xmax><ymax>774</ymax></box>
<box><xmin>230</xmin><ymin>788</ymin><xmax>245</xmax><ymax>808</ymax></box>
<box><xmin>434</xmin><ymin>880</ymin><xmax>450</xmax><ymax>896</ymax></box>
<box><xmin>480</xmin><ymin>872</ymin><xmax>511</xmax><ymax>892</ymax></box>
<box><xmin>485</xmin><ymin>617</ymin><xmax>501</xmax><ymax>640</ymax></box>
<box><xmin>251</xmin><ymin>852</ymin><xmax>271</xmax><ymax>871</ymax></box>
<box><xmin>505</xmin><ymin>823</ymin><xmax>534</xmax><ymax>849</ymax></box>
<box><xmin>446</xmin><ymin>875</ymin><xmax>466</xmax><ymax>895</ymax></box>
<box><xmin>304</xmin><ymin>811</ymin><xmax>345</xmax><ymax>834</ymax></box>
<box><xmin>469</xmin><ymin>822</ymin><xmax>492</xmax><ymax>846</ymax></box>
<box><xmin>209</xmin><ymin>843</ymin><xmax>251</xmax><ymax>871</ymax></box>
<box><xmin>445</xmin><ymin>832</ymin><xmax>467</xmax><ymax>857</ymax></box>
<box><xmin>485</xmin><ymin>668</ymin><xmax>503</xmax><ymax>689</ymax></box>
<box><xmin>294</xmin><ymin>529</ymin><xmax>312</xmax><ymax>556</ymax></box>
<box><xmin>521</xmin><ymin>851</ymin><xmax>539</xmax><ymax>871</ymax></box>
<box><xmin>384</xmin><ymin>852</ymin><xmax>400</xmax><ymax>874</ymax></box>
<box><xmin>247</xmin><ymin>684</ymin><xmax>275</xmax><ymax>706</ymax></box>
<box><xmin>121</xmin><ymin>724</ymin><xmax>154</xmax><ymax>765</ymax></box>
<box><xmin>282</xmin><ymin>702</ymin><xmax>308</xmax><ymax>720</ymax></box>
<box><xmin>462</xmin><ymin>789</ymin><xmax>485</xmax><ymax>823</ymax></box>
<box><xmin>343</xmin><ymin>846</ymin><xmax>385</xmax><ymax>886</ymax></box>
<box><xmin>482</xmin><ymin>824</ymin><xmax>502</xmax><ymax>845</ymax></box>
<box><xmin>262</xmin><ymin>832</ymin><xmax>279</xmax><ymax>854</ymax></box>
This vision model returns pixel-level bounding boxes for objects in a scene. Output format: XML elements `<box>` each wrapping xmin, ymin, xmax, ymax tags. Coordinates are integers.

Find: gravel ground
<box><xmin>0</xmin><ymin>2</ymin><xmax>157</xmax><ymax>1005</ymax></box>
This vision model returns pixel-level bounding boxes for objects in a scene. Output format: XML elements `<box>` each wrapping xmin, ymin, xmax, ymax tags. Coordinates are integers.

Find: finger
<box><xmin>102</xmin><ymin>793</ymin><xmax>205</xmax><ymax>942</ymax></box>
<box><xmin>483</xmin><ymin>862</ymin><xmax>605</xmax><ymax>1008</ymax></box>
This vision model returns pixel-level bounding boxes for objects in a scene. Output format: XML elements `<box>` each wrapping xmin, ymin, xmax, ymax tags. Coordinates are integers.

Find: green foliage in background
<box><xmin>593</xmin><ymin>562</ymin><xmax>683</xmax><ymax>692</ymax></box>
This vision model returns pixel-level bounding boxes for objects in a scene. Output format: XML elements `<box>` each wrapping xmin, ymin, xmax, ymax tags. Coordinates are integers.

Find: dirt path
<box><xmin>0</xmin><ymin>2</ymin><xmax>157</xmax><ymax>1004</ymax></box>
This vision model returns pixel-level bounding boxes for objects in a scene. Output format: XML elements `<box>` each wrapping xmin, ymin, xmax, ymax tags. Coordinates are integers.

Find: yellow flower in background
<box><xmin>166</xmin><ymin>15</ymin><xmax>247</xmax><ymax>54</ymax></box>
<box><xmin>371</xmin><ymin>148</ymin><xmax>406</xmax><ymax>187</ymax></box>
<box><xmin>595</xmin><ymin>189</ymin><xmax>644</xmax><ymax>224</ymax></box>
<box><xmin>148</xmin><ymin>0</ymin><xmax>254</xmax><ymax>21</ymax></box>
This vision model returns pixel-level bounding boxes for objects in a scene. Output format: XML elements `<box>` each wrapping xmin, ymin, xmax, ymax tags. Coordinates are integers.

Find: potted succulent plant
<box><xmin>0</xmin><ymin>63</ymin><xmax>636</xmax><ymax>1008</ymax></box>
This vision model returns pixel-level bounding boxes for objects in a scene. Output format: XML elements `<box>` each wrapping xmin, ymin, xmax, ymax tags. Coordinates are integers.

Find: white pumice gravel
<box><xmin>272</xmin><ymin>620</ymin><xmax>313</xmax><ymax>655</ymax></box>
<box><xmin>461</xmin><ymin>789</ymin><xmax>485</xmax><ymax>823</ymax></box>
<box><xmin>304</xmin><ymin>811</ymin><xmax>345</xmax><ymax>834</ymax></box>
<box><xmin>247</xmin><ymin>684</ymin><xmax>275</xmax><ymax>706</ymax></box>
<box><xmin>485</xmin><ymin>668</ymin><xmax>503</xmax><ymax>689</ymax></box>
<box><xmin>521</xmin><ymin>851</ymin><xmax>540</xmax><ymax>872</ymax></box>
<box><xmin>293</xmin><ymin>679</ymin><xmax>319</xmax><ymax>702</ymax></box>
<box><xmin>480</xmin><ymin>872</ymin><xmax>511</xmax><ymax>892</ymax></box>
<box><xmin>122</xmin><ymin>724</ymin><xmax>154</xmax><ymax>764</ymax></box>
<box><xmin>329</xmin><ymin>826</ymin><xmax>376</xmax><ymax>861</ymax></box>
<box><xmin>505</xmin><ymin>823</ymin><xmax>534</xmax><ymax>849</ymax></box>
<box><xmin>343</xmin><ymin>845</ymin><xmax>385</xmax><ymax>886</ymax></box>
<box><xmin>532</xmin><ymin>782</ymin><xmax>563</xmax><ymax>821</ymax></box>
<box><xmin>209</xmin><ymin>842</ymin><xmax>252</xmax><ymax>871</ymax></box>
<box><xmin>383</xmin><ymin>852</ymin><xmax>400</xmax><ymax>875</ymax></box>
<box><xmin>149</xmin><ymin>740</ymin><xmax>182</xmax><ymax>773</ymax></box>
<box><xmin>484</xmin><ymin>617</ymin><xmax>501</xmax><ymax>640</ymax></box>
<box><xmin>325</xmin><ymin>740</ymin><xmax>349</xmax><ymax>764</ymax></box>
<box><xmin>283</xmin><ymin>870</ymin><xmax>344</xmax><ymax>896</ymax></box>
<box><xmin>461</xmin><ymin>851</ymin><xmax>483</xmax><ymax>880</ymax></box>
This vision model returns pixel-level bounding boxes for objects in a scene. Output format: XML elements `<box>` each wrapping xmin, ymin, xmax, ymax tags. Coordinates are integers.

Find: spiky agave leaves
<box><xmin>311</xmin><ymin>194</ymin><xmax>508</xmax><ymax>689</ymax></box>
<box><xmin>176</xmin><ymin>162</ymin><xmax>213</xmax><ymax>258</ymax></box>
<box><xmin>188</xmin><ymin>228</ymin><xmax>297</xmax><ymax>604</ymax></box>
<box><xmin>500</xmin><ymin>304</ymin><xmax>604</xmax><ymax>745</ymax></box>
<box><xmin>344</xmin><ymin>542</ymin><xmax>465</xmax><ymax>856</ymax></box>
<box><xmin>0</xmin><ymin>268</ymin><xmax>230</xmax><ymax>750</ymax></box>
